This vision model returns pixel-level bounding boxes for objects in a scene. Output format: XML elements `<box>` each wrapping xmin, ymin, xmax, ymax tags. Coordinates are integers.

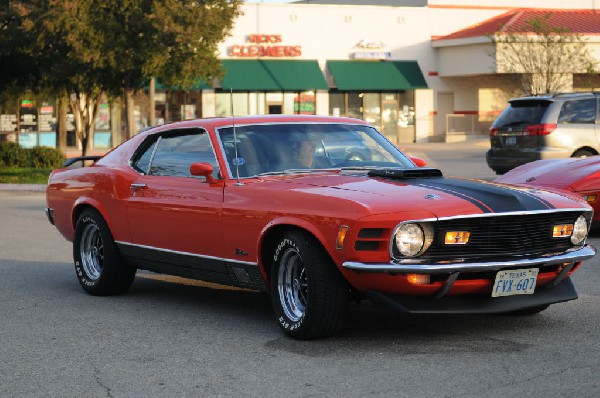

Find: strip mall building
<box><xmin>3</xmin><ymin>0</ymin><xmax>600</xmax><ymax>152</ymax></box>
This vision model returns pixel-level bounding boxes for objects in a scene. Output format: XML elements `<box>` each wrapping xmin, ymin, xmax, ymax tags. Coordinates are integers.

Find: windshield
<box><xmin>217</xmin><ymin>123</ymin><xmax>415</xmax><ymax>178</ymax></box>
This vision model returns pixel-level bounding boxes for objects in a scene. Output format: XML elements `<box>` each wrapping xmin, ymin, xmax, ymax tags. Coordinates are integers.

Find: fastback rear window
<box><xmin>493</xmin><ymin>100</ymin><xmax>550</xmax><ymax>128</ymax></box>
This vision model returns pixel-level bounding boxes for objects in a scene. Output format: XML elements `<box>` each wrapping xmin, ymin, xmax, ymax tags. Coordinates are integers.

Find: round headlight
<box><xmin>395</xmin><ymin>223</ymin><xmax>425</xmax><ymax>257</ymax></box>
<box><xmin>571</xmin><ymin>215</ymin><xmax>588</xmax><ymax>245</ymax></box>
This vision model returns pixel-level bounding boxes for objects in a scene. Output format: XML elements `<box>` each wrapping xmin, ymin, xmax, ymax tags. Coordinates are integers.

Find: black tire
<box><xmin>271</xmin><ymin>231</ymin><xmax>348</xmax><ymax>340</ymax></box>
<box><xmin>572</xmin><ymin>149</ymin><xmax>594</xmax><ymax>158</ymax></box>
<box><xmin>73</xmin><ymin>209</ymin><xmax>136</xmax><ymax>296</ymax></box>
<box><xmin>506</xmin><ymin>304</ymin><xmax>549</xmax><ymax>316</ymax></box>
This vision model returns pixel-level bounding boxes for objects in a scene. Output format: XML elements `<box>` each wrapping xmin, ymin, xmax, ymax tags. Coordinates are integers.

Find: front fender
<box><xmin>257</xmin><ymin>216</ymin><xmax>346</xmax><ymax>285</ymax></box>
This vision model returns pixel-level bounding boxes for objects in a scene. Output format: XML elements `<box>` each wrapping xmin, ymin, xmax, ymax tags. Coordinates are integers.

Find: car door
<box><xmin>126</xmin><ymin>128</ymin><xmax>224</xmax><ymax>258</ymax></box>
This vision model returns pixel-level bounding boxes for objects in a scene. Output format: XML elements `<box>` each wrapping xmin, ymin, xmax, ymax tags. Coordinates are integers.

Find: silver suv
<box><xmin>486</xmin><ymin>92</ymin><xmax>600</xmax><ymax>174</ymax></box>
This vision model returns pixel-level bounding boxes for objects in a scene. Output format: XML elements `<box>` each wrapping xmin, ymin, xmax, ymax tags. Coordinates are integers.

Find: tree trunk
<box><xmin>56</xmin><ymin>96</ymin><xmax>68</xmax><ymax>155</ymax></box>
<box><xmin>69</xmin><ymin>92</ymin><xmax>101</xmax><ymax>157</ymax></box>
<box><xmin>125</xmin><ymin>89</ymin><xmax>136</xmax><ymax>139</ymax></box>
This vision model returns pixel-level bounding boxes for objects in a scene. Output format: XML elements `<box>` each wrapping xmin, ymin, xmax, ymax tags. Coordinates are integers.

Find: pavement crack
<box><xmin>92</xmin><ymin>365</ymin><xmax>113</xmax><ymax>398</ymax></box>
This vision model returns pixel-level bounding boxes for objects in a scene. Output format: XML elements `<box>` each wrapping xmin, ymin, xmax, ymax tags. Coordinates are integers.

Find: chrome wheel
<box><xmin>277</xmin><ymin>248</ymin><xmax>308</xmax><ymax>322</ymax></box>
<box><xmin>79</xmin><ymin>223</ymin><xmax>104</xmax><ymax>281</ymax></box>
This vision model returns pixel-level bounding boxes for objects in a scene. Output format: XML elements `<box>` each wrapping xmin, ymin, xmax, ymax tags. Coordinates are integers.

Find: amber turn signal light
<box><xmin>553</xmin><ymin>224</ymin><xmax>573</xmax><ymax>238</ymax></box>
<box><xmin>336</xmin><ymin>225</ymin><xmax>349</xmax><ymax>249</ymax></box>
<box><xmin>407</xmin><ymin>274</ymin><xmax>431</xmax><ymax>285</ymax></box>
<box><xmin>444</xmin><ymin>231</ymin><xmax>470</xmax><ymax>245</ymax></box>
<box><xmin>583</xmin><ymin>194</ymin><xmax>597</xmax><ymax>204</ymax></box>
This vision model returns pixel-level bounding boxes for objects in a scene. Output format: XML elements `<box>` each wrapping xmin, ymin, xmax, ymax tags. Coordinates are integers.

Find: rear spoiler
<box><xmin>62</xmin><ymin>156</ymin><xmax>103</xmax><ymax>167</ymax></box>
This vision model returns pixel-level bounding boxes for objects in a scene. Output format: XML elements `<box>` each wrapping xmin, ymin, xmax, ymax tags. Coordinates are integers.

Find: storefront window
<box><xmin>216</xmin><ymin>92</ymin><xmax>311</xmax><ymax>116</ymax></box>
<box><xmin>363</xmin><ymin>93</ymin><xmax>381</xmax><ymax>126</ymax></box>
<box><xmin>327</xmin><ymin>91</ymin><xmax>416</xmax><ymax>144</ymax></box>
<box><xmin>293</xmin><ymin>91</ymin><xmax>316</xmax><ymax>114</ymax></box>
<box><xmin>347</xmin><ymin>93</ymin><xmax>362</xmax><ymax>120</ymax></box>
<box><xmin>329</xmin><ymin>92</ymin><xmax>345</xmax><ymax>117</ymax></box>
<box><xmin>66</xmin><ymin>114</ymin><xmax>76</xmax><ymax>147</ymax></box>
<box><xmin>164</xmin><ymin>91</ymin><xmax>201</xmax><ymax>122</ymax></box>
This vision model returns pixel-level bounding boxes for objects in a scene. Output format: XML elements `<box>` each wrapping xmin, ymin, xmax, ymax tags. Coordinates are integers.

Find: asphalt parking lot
<box><xmin>1</xmin><ymin>141</ymin><xmax>598</xmax><ymax>397</ymax></box>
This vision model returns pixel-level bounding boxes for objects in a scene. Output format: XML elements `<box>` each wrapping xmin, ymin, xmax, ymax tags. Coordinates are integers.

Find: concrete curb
<box><xmin>0</xmin><ymin>184</ymin><xmax>46</xmax><ymax>192</ymax></box>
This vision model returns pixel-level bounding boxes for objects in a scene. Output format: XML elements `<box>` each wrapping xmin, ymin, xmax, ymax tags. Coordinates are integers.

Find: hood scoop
<box><xmin>368</xmin><ymin>167</ymin><xmax>443</xmax><ymax>179</ymax></box>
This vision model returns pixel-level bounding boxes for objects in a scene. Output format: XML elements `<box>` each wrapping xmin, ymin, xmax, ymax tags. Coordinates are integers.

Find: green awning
<box><xmin>221</xmin><ymin>60</ymin><xmax>328</xmax><ymax>91</ymax></box>
<box><xmin>327</xmin><ymin>60</ymin><xmax>428</xmax><ymax>91</ymax></box>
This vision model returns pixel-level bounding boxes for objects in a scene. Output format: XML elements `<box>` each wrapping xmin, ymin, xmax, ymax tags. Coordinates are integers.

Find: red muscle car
<box><xmin>45</xmin><ymin>115</ymin><xmax>596</xmax><ymax>340</ymax></box>
<box><xmin>496</xmin><ymin>156</ymin><xmax>600</xmax><ymax>223</ymax></box>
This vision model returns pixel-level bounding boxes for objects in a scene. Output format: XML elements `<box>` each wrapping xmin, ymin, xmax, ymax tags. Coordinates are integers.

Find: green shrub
<box><xmin>0</xmin><ymin>141</ymin><xmax>29</xmax><ymax>167</ymax></box>
<box><xmin>0</xmin><ymin>142</ymin><xmax>65</xmax><ymax>168</ymax></box>
<box><xmin>30</xmin><ymin>146</ymin><xmax>66</xmax><ymax>168</ymax></box>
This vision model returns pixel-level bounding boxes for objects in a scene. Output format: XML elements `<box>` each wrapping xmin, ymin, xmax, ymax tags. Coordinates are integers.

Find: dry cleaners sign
<box><xmin>228</xmin><ymin>34</ymin><xmax>302</xmax><ymax>57</ymax></box>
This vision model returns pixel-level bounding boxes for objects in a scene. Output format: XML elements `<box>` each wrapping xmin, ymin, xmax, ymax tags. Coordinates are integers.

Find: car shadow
<box><xmin>6</xmin><ymin>260</ymin><xmax>567</xmax><ymax>351</ymax></box>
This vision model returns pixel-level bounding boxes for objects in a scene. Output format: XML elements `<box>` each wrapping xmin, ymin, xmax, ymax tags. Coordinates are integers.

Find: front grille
<box><xmin>393</xmin><ymin>211</ymin><xmax>588</xmax><ymax>260</ymax></box>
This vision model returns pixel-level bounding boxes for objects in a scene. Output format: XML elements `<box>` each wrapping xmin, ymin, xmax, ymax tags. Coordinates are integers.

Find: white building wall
<box><xmin>437</xmin><ymin>43</ymin><xmax>496</xmax><ymax>76</ymax></box>
<box><xmin>217</xmin><ymin>2</ymin><xmax>600</xmax><ymax>140</ymax></box>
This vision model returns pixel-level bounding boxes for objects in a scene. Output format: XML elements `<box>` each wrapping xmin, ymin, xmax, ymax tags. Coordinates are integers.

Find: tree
<box><xmin>6</xmin><ymin>0</ymin><xmax>241</xmax><ymax>155</ymax></box>
<box><xmin>492</xmin><ymin>13</ymin><xmax>597</xmax><ymax>95</ymax></box>
<box><xmin>77</xmin><ymin>0</ymin><xmax>242</xmax><ymax>140</ymax></box>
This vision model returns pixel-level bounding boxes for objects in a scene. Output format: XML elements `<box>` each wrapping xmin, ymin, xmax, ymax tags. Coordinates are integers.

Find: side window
<box><xmin>150</xmin><ymin>130</ymin><xmax>219</xmax><ymax>178</ymax></box>
<box><xmin>558</xmin><ymin>99</ymin><xmax>597</xmax><ymax>124</ymax></box>
<box><xmin>132</xmin><ymin>129</ymin><xmax>219</xmax><ymax>178</ymax></box>
<box><xmin>132</xmin><ymin>139</ymin><xmax>158</xmax><ymax>174</ymax></box>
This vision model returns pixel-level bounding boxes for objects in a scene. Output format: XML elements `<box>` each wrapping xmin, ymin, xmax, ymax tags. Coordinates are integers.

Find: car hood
<box><xmin>496</xmin><ymin>157</ymin><xmax>600</xmax><ymax>192</ymax></box>
<box><xmin>253</xmin><ymin>172</ymin><xmax>588</xmax><ymax>219</ymax></box>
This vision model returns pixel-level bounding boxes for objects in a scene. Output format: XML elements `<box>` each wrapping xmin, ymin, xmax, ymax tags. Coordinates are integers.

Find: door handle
<box><xmin>130</xmin><ymin>183</ymin><xmax>147</xmax><ymax>196</ymax></box>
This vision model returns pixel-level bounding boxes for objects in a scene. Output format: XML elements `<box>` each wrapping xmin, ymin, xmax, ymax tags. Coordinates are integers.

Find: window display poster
<box><xmin>20</xmin><ymin>107</ymin><xmax>38</xmax><ymax>133</ymax></box>
<box><xmin>1</xmin><ymin>114</ymin><xmax>18</xmax><ymax>132</ymax></box>
<box><xmin>39</xmin><ymin>105</ymin><xmax>55</xmax><ymax>132</ymax></box>
<box><xmin>95</xmin><ymin>103</ymin><xmax>110</xmax><ymax>131</ymax></box>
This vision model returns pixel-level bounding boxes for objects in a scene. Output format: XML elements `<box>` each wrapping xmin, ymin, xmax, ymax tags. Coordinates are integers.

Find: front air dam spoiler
<box><xmin>365</xmin><ymin>278</ymin><xmax>578</xmax><ymax>314</ymax></box>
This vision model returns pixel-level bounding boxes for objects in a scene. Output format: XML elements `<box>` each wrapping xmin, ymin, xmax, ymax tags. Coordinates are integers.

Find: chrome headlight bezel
<box><xmin>571</xmin><ymin>215</ymin><xmax>589</xmax><ymax>245</ymax></box>
<box><xmin>392</xmin><ymin>222</ymin><xmax>434</xmax><ymax>258</ymax></box>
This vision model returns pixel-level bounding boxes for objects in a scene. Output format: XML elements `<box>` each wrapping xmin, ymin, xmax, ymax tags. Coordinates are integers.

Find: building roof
<box><xmin>292</xmin><ymin>0</ymin><xmax>426</xmax><ymax>6</ymax></box>
<box><xmin>435</xmin><ymin>9</ymin><xmax>600</xmax><ymax>41</ymax></box>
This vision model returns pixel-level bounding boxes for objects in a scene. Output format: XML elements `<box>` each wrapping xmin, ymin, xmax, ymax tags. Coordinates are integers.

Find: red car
<box><xmin>46</xmin><ymin>115</ymin><xmax>595</xmax><ymax>339</ymax></box>
<box><xmin>496</xmin><ymin>156</ymin><xmax>600</xmax><ymax>223</ymax></box>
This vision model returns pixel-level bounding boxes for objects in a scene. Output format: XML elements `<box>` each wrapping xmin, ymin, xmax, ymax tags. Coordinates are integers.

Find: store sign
<box><xmin>229</xmin><ymin>34</ymin><xmax>302</xmax><ymax>57</ymax></box>
<box><xmin>353</xmin><ymin>38</ymin><xmax>390</xmax><ymax>59</ymax></box>
<box><xmin>355</xmin><ymin>39</ymin><xmax>385</xmax><ymax>50</ymax></box>
<box><xmin>351</xmin><ymin>52</ymin><xmax>391</xmax><ymax>60</ymax></box>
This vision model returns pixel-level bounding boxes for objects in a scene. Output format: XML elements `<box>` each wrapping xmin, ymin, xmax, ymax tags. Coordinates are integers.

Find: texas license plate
<box><xmin>492</xmin><ymin>268</ymin><xmax>538</xmax><ymax>297</ymax></box>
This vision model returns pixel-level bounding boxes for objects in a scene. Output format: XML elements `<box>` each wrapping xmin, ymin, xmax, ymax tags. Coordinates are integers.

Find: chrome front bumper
<box><xmin>342</xmin><ymin>245</ymin><xmax>596</xmax><ymax>274</ymax></box>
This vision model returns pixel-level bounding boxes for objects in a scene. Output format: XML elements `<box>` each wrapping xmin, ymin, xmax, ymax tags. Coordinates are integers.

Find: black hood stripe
<box><xmin>416</xmin><ymin>182</ymin><xmax>494</xmax><ymax>213</ymax></box>
<box><xmin>412</xmin><ymin>178</ymin><xmax>556</xmax><ymax>213</ymax></box>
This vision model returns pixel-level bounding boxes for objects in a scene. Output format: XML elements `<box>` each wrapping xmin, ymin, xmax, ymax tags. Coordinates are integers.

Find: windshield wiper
<box><xmin>257</xmin><ymin>168</ymin><xmax>340</xmax><ymax>176</ymax></box>
<box><xmin>339</xmin><ymin>166</ymin><xmax>380</xmax><ymax>171</ymax></box>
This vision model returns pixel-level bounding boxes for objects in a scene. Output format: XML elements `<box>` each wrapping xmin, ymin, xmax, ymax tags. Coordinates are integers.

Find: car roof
<box><xmin>508</xmin><ymin>92</ymin><xmax>600</xmax><ymax>104</ymax></box>
<box><xmin>141</xmin><ymin>114</ymin><xmax>370</xmax><ymax>135</ymax></box>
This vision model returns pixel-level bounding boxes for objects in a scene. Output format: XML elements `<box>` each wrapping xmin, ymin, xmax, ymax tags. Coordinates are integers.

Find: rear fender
<box><xmin>72</xmin><ymin>197</ymin><xmax>114</xmax><ymax>233</ymax></box>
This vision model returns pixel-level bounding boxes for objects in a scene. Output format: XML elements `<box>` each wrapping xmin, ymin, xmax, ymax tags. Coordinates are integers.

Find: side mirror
<box><xmin>410</xmin><ymin>156</ymin><xmax>427</xmax><ymax>167</ymax></box>
<box><xmin>190</xmin><ymin>162</ymin><xmax>216</xmax><ymax>183</ymax></box>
